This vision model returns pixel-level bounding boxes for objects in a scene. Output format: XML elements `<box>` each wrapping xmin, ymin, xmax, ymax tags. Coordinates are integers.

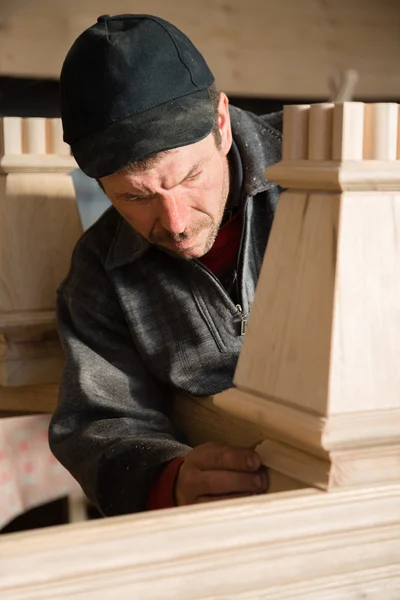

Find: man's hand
<box><xmin>174</xmin><ymin>442</ymin><xmax>268</xmax><ymax>506</ymax></box>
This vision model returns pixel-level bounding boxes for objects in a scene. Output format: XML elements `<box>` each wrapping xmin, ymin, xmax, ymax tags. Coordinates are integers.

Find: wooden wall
<box><xmin>0</xmin><ymin>0</ymin><xmax>399</xmax><ymax>99</ymax></box>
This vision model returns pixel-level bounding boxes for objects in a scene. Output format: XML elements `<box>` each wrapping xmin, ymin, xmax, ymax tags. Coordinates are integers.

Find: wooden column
<box><xmin>213</xmin><ymin>101</ymin><xmax>400</xmax><ymax>490</ymax></box>
<box><xmin>0</xmin><ymin>117</ymin><xmax>82</xmax><ymax>411</ymax></box>
<box><xmin>2</xmin><ymin>103</ymin><xmax>400</xmax><ymax>600</ymax></box>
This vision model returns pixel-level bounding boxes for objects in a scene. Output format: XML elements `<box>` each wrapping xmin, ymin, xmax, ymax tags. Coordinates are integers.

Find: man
<box><xmin>49</xmin><ymin>14</ymin><xmax>283</xmax><ymax>516</ymax></box>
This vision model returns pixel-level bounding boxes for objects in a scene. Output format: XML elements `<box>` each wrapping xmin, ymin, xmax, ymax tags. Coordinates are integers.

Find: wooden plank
<box><xmin>215</xmin><ymin>101</ymin><xmax>400</xmax><ymax>491</ymax></box>
<box><xmin>1</xmin><ymin>484</ymin><xmax>399</xmax><ymax>598</ymax></box>
<box><xmin>0</xmin><ymin>117</ymin><xmax>82</xmax><ymax>387</ymax></box>
<box><xmin>0</xmin><ymin>383</ymin><xmax>58</xmax><ymax>414</ymax></box>
<box><xmin>0</xmin><ymin>0</ymin><xmax>399</xmax><ymax>98</ymax></box>
<box><xmin>0</xmin><ymin>310</ymin><xmax>64</xmax><ymax>387</ymax></box>
<box><xmin>173</xmin><ymin>393</ymin><xmax>305</xmax><ymax>493</ymax></box>
<box><xmin>234</xmin><ymin>189</ymin><xmax>340</xmax><ymax>414</ymax></box>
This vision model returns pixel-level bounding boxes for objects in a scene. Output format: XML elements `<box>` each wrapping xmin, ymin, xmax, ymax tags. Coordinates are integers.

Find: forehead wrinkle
<box><xmin>129</xmin><ymin>158</ymin><xmax>206</xmax><ymax>197</ymax></box>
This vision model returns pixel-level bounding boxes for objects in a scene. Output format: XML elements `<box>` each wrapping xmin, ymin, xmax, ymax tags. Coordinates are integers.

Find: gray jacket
<box><xmin>49</xmin><ymin>106</ymin><xmax>283</xmax><ymax>515</ymax></box>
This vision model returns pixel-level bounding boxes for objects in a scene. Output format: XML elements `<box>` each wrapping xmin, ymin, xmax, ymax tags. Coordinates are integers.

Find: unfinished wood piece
<box><xmin>398</xmin><ymin>104</ymin><xmax>400</xmax><ymax>159</ymax></box>
<box><xmin>332</xmin><ymin>102</ymin><xmax>365</xmax><ymax>159</ymax></box>
<box><xmin>47</xmin><ymin>119</ymin><xmax>71</xmax><ymax>156</ymax></box>
<box><xmin>22</xmin><ymin>117</ymin><xmax>47</xmax><ymax>154</ymax></box>
<box><xmin>282</xmin><ymin>104</ymin><xmax>310</xmax><ymax>160</ymax></box>
<box><xmin>0</xmin><ymin>117</ymin><xmax>23</xmax><ymax>155</ymax></box>
<box><xmin>0</xmin><ymin>117</ymin><xmax>82</xmax><ymax>394</ymax></box>
<box><xmin>308</xmin><ymin>103</ymin><xmax>334</xmax><ymax>160</ymax></box>
<box><xmin>0</xmin><ymin>309</ymin><xmax>64</xmax><ymax>387</ymax></box>
<box><xmin>0</xmin><ymin>383</ymin><xmax>58</xmax><ymax>415</ymax></box>
<box><xmin>364</xmin><ymin>103</ymin><xmax>399</xmax><ymax>160</ymax></box>
<box><xmin>1</xmin><ymin>483</ymin><xmax>399</xmax><ymax>599</ymax></box>
<box><xmin>219</xmin><ymin>101</ymin><xmax>400</xmax><ymax>490</ymax></box>
<box><xmin>173</xmin><ymin>392</ymin><xmax>305</xmax><ymax>494</ymax></box>
<box><xmin>2</xmin><ymin>1</ymin><xmax>400</xmax><ymax>100</ymax></box>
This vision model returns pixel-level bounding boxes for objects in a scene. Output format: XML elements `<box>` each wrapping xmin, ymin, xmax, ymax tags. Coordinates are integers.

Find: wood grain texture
<box><xmin>364</xmin><ymin>103</ymin><xmax>399</xmax><ymax>160</ymax></box>
<box><xmin>265</xmin><ymin>159</ymin><xmax>400</xmax><ymax>191</ymax></box>
<box><xmin>0</xmin><ymin>173</ymin><xmax>82</xmax><ymax>312</ymax></box>
<box><xmin>212</xmin><ymin>388</ymin><xmax>400</xmax><ymax>453</ymax></box>
<box><xmin>329</xmin><ymin>191</ymin><xmax>400</xmax><ymax>413</ymax></box>
<box><xmin>235</xmin><ymin>189</ymin><xmax>400</xmax><ymax>416</ymax></box>
<box><xmin>1</xmin><ymin>484</ymin><xmax>400</xmax><ymax>599</ymax></box>
<box><xmin>0</xmin><ymin>383</ymin><xmax>58</xmax><ymax>413</ymax></box>
<box><xmin>308</xmin><ymin>103</ymin><xmax>334</xmax><ymax>160</ymax></box>
<box><xmin>223</xmin><ymin>102</ymin><xmax>400</xmax><ymax>490</ymax></box>
<box><xmin>332</xmin><ymin>102</ymin><xmax>365</xmax><ymax>160</ymax></box>
<box><xmin>235</xmin><ymin>190</ymin><xmax>339</xmax><ymax>415</ymax></box>
<box><xmin>173</xmin><ymin>391</ymin><xmax>400</xmax><ymax>491</ymax></box>
<box><xmin>172</xmin><ymin>392</ymin><xmax>305</xmax><ymax>493</ymax></box>
<box><xmin>0</xmin><ymin>118</ymin><xmax>82</xmax><ymax>389</ymax></box>
<box><xmin>0</xmin><ymin>0</ymin><xmax>400</xmax><ymax>98</ymax></box>
<box><xmin>282</xmin><ymin>105</ymin><xmax>310</xmax><ymax>160</ymax></box>
<box><xmin>0</xmin><ymin>310</ymin><xmax>63</xmax><ymax>386</ymax></box>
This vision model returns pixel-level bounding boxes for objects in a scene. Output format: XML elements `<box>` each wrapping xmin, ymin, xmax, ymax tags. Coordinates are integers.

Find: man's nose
<box><xmin>158</xmin><ymin>192</ymin><xmax>190</xmax><ymax>234</ymax></box>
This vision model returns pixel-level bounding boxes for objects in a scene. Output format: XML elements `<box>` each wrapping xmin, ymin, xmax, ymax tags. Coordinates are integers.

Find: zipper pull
<box><xmin>236</xmin><ymin>305</ymin><xmax>248</xmax><ymax>336</ymax></box>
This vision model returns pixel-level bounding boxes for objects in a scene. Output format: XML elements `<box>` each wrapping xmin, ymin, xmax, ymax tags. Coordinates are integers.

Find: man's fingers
<box><xmin>175</xmin><ymin>443</ymin><xmax>268</xmax><ymax>506</ymax></box>
<box><xmin>196</xmin><ymin>468</ymin><xmax>268</xmax><ymax>498</ymax></box>
<box><xmin>191</xmin><ymin>442</ymin><xmax>262</xmax><ymax>472</ymax></box>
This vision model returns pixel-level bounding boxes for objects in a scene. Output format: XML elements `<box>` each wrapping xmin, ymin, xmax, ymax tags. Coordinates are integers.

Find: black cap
<box><xmin>60</xmin><ymin>14</ymin><xmax>215</xmax><ymax>178</ymax></box>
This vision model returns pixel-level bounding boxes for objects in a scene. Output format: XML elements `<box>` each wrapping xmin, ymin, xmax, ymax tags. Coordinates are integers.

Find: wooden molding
<box><xmin>0</xmin><ymin>309</ymin><xmax>56</xmax><ymax>333</ymax></box>
<box><xmin>0</xmin><ymin>154</ymin><xmax>77</xmax><ymax>174</ymax></box>
<box><xmin>172</xmin><ymin>393</ymin><xmax>305</xmax><ymax>494</ymax></box>
<box><xmin>1</xmin><ymin>484</ymin><xmax>400</xmax><ymax>598</ymax></box>
<box><xmin>0</xmin><ymin>383</ymin><xmax>59</xmax><ymax>414</ymax></box>
<box><xmin>0</xmin><ymin>310</ymin><xmax>64</xmax><ymax>387</ymax></box>
<box><xmin>0</xmin><ymin>117</ymin><xmax>82</xmax><ymax>388</ymax></box>
<box><xmin>174</xmin><ymin>390</ymin><xmax>400</xmax><ymax>491</ymax></box>
<box><xmin>213</xmin><ymin>388</ymin><xmax>400</xmax><ymax>454</ymax></box>
<box><xmin>266</xmin><ymin>159</ymin><xmax>400</xmax><ymax>192</ymax></box>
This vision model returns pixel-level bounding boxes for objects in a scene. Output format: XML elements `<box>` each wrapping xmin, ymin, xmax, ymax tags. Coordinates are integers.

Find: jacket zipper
<box><xmin>236</xmin><ymin>304</ymin><xmax>248</xmax><ymax>336</ymax></box>
<box><xmin>193</xmin><ymin>194</ymin><xmax>251</xmax><ymax>337</ymax></box>
<box><xmin>233</xmin><ymin>194</ymin><xmax>250</xmax><ymax>336</ymax></box>
<box><xmin>193</xmin><ymin>259</ymin><xmax>248</xmax><ymax>337</ymax></box>
<box><xmin>235</xmin><ymin>194</ymin><xmax>250</xmax><ymax>313</ymax></box>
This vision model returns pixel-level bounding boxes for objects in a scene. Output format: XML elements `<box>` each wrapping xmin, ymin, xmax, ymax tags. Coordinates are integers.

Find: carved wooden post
<box><xmin>215</xmin><ymin>101</ymin><xmax>400</xmax><ymax>490</ymax></box>
<box><xmin>2</xmin><ymin>105</ymin><xmax>400</xmax><ymax>599</ymax></box>
<box><xmin>0</xmin><ymin>117</ymin><xmax>82</xmax><ymax>410</ymax></box>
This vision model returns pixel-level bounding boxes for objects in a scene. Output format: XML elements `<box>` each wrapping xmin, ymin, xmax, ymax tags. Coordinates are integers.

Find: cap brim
<box><xmin>70</xmin><ymin>89</ymin><xmax>215</xmax><ymax>178</ymax></box>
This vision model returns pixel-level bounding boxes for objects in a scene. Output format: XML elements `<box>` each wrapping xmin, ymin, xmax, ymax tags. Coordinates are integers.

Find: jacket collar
<box><xmin>105</xmin><ymin>105</ymin><xmax>282</xmax><ymax>271</ymax></box>
<box><xmin>229</xmin><ymin>105</ymin><xmax>282</xmax><ymax>197</ymax></box>
<box><xmin>105</xmin><ymin>216</ymin><xmax>150</xmax><ymax>271</ymax></box>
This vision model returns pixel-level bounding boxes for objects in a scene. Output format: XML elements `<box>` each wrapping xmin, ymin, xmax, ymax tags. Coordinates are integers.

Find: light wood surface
<box><xmin>1</xmin><ymin>0</ymin><xmax>400</xmax><ymax>99</ymax></box>
<box><xmin>1</xmin><ymin>101</ymin><xmax>400</xmax><ymax>596</ymax></box>
<box><xmin>265</xmin><ymin>159</ymin><xmax>400</xmax><ymax>191</ymax></box>
<box><xmin>364</xmin><ymin>103</ymin><xmax>399</xmax><ymax>160</ymax></box>
<box><xmin>332</xmin><ymin>102</ymin><xmax>365</xmax><ymax>159</ymax></box>
<box><xmin>0</xmin><ymin>117</ymin><xmax>81</xmax><ymax>408</ymax></box>
<box><xmin>308</xmin><ymin>103</ymin><xmax>334</xmax><ymax>160</ymax></box>
<box><xmin>1</xmin><ymin>484</ymin><xmax>399</xmax><ymax>599</ymax></box>
<box><xmin>214</xmin><ymin>101</ymin><xmax>400</xmax><ymax>491</ymax></box>
<box><xmin>0</xmin><ymin>383</ymin><xmax>58</xmax><ymax>414</ymax></box>
<box><xmin>173</xmin><ymin>393</ymin><xmax>305</xmax><ymax>494</ymax></box>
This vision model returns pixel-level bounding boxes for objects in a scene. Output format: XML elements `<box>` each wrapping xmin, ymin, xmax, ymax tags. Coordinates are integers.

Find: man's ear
<box><xmin>217</xmin><ymin>92</ymin><xmax>232</xmax><ymax>155</ymax></box>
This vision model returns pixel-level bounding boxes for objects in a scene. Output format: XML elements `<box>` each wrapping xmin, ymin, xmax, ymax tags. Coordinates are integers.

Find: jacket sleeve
<box><xmin>49</xmin><ymin>287</ymin><xmax>191</xmax><ymax>516</ymax></box>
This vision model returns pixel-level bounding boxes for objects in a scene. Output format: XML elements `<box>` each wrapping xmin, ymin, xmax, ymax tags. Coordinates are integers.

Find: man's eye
<box><xmin>186</xmin><ymin>171</ymin><xmax>201</xmax><ymax>182</ymax></box>
<box><xmin>124</xmin><ymin>196</ymin><xmax>153</xmax><ymax>203</ymax></box>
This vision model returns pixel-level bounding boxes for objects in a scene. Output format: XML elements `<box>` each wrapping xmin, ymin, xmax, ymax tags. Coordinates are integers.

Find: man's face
<box><xmin>100</xmin><ymin>93</ymin><xmax>232</xmax><ymax>259</ymax></box>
